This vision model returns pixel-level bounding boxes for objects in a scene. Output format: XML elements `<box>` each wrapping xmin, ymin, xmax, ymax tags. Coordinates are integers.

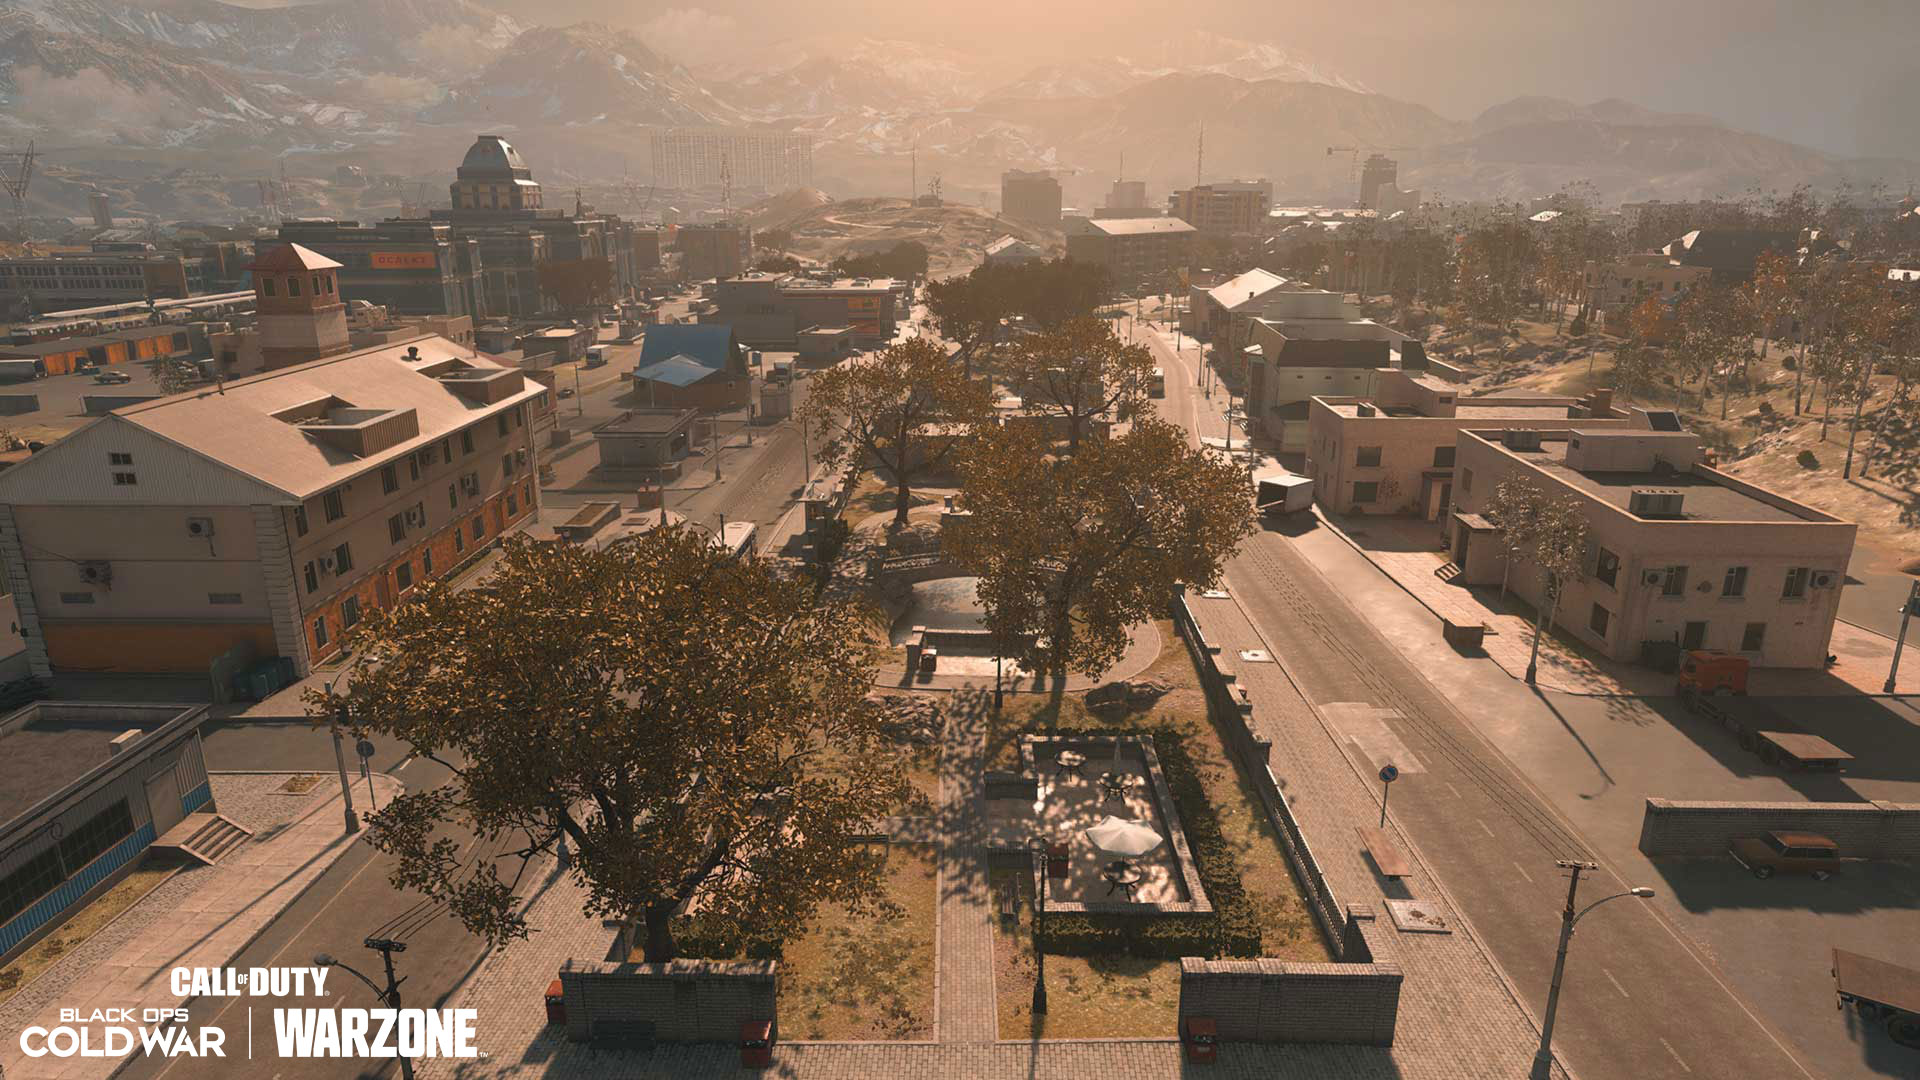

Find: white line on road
<box><xmin>1513</xmin><ymin>861</ymin><xmax>1534</xmax><ymax>883</ymax></box>
<box><xmin>1603</xmin><ymin>967</ymin><xmax>1631</xmax><ymax>999</ymax></box>
<box><xmin>1445</xmin><ymin>782</ymin><xmax>1463</xmax><ymax>799</ymax></box>
<box><xmin>1477</xmin><ymin>818</ymin><xmax>1496</xmax><ymax>838</ymax></box>
<box><xmin>1659</xmin><ymin>1036</ymin><xmax>1693</xmax><ymax>1073</ymax></box>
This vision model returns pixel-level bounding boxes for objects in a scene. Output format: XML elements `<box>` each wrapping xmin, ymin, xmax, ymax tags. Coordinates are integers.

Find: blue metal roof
<box><xmin>638</xmin><ymin>324</ymin><xmax>738</xmax><ymax>373</ymax></box>
<box><xmin>635</xmin><ymin>354</ymin><xmax>722</xmax><ymax>388</ymax></box>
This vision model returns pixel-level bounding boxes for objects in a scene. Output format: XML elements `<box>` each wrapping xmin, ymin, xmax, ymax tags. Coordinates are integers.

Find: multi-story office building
<box><xmin>1167</xmin><ymin>181</ymin><xmax>1272</xmax><ymax>235</ymax></box>
<box><xmin>707</xmin><ymin>274</ymin><xmax>899</xmax><ymax>346</ymax></box>
<box><xmin>650</xmin><ymin>129</ymin><xmax>813</xmax><ymax>193</ymax></box>
<box><xmin>0</xmin><ymin>250</ymin><xmax>192</xmax><ymax>317</ymax></box>
<box><xmin>1064</xmin><ymin>218</ymin><xmax>1197</xmax><ymax>287</ymax></box>
<box><xmin>1002</xmin><ymin>170</ymin><xmax>1063</xmax><ymax>226</ymax></box>
<box><xmin>677</xmin><ymin>224</ymin><xmax>753</xmax><ymax>282</ymax></box>
<box><xmin>277</xmin><ymin>219</ymin><xmax>484</xmax><ymax>319</ymax></box>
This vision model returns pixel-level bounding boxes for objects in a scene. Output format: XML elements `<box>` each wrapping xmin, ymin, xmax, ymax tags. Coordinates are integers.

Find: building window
<box><xmin>1682</xmin><ymin>621</ymin><xmax>1708</xmax><ymax>650</ymax></box>
<box><xmin>293</xmin><ymin>506</ymin><xmax>309</xmax><ymax>537</ymax></box>
<box><xmin>314</xmin><ymin>616</ymin><xmax>328</xmax><ymax>647</ymax></box>
<box><xmin>507</xmin><ymin>492</ymin><xmax>518</xmax><ymax>516</ymax></box>
<box><xmin>108</xmin><ymin>452</ymin><xmax>133</xmax><ymax>466</ymax></box>
<box><xmin>341</xmin><ymin>596</ymin><xmax>361</xmax><ymax>628</ymax></box>
<box><xmin>471</xmin><ymin>518</ymin><xmax>483</xmax><ymax>541</ymax></box>
<box><xmin>502</xmin><ymin>453</ymin><xmax>514</xmax><ymax>478</ymax></box>
<box><xmin>1353</xmin><ymin>481</ymin><xmax>1380</xmax><ymax>504</ymax></box>
<box><xmin>288</xmin><ymin>276</ymin><xmax>301</xmax><ymax>297</ymax></box>
<box><xmin>524</xmin><ymin>482</ymin><xmax>532</xmax><ymax>506</ymax></box>
<box><xmin>59</xmin><ymin>592</ymin><xmax>95</xmax><ymax>604</ymax></box>
<box><xmin>1782</xmin><ymin>566</ymin><xmax>1810</xmax><ymax>599</ymax></box>
<box><xmin>1432</xmin><ymin>445</ymin><xmax>1456</xmax><ymax>468</ymax></box>
<box><xmin>388</xmin><ymin>514</ymin><xmax>407</xmax><ymax>544</ymax></box>
<box><xmin>395</xmin><ymin>561</ymin><xmax>413</xmax><ymax>591</ymax></box>
<box><xmin>58</xmin><ymin>800</ymin><xmax>134</xmax><ymax>879</ymax></box>
<box><xmin>1594</xmin><ymin>548</ymin><xmax>1620</xmax><ymax>589</ymax></box>
<box><xmin>305</xmin><ymin>561</ymin><xmax>319</xmax><ymax>593</ymax></box>
<box><xmin>454</xmin><ymin>528</ymin><xmax>465</xmax><ymax>553</ymax></box>
<box><xmin>311</xmin><ymin>275</ymin><xmax>322</xmax><ymax>295</ymax></box>
<box><xmin>1722</xmin><ymin>566</ymin><xmax>1748</xmax><ymax>598</ymax></box>
<box><xmin>208</xmin><ymin>592</ymin><xmax>242</xmax><ymax>605</ymax></box>
<box><xmin>112</xmin><ymin>472</ymin><xmax>137</xmax><ymax>486</ymax></box>
<box><xmin>448</xmin><ymin>483</ymin><xmax>458</xmax><ymax>510</ymax></box>
<box><xmin>1588</xmin><ymin>604</ymin><xmax>1611</xmax><ymax>638</ymax></box>
<box><xmin>461</xmin><ymin>429</ymin><xmax>474</xmax><ymax>455</ymax></box>
<box><xmin>381</xmin><ymin>464</ymin><xmax>399</xmax><ymax>494</ymax></box>
<box><xmin>1661</xmin><ymin>565</ymin><xmax>1688</xmax><ymax>597</ymax></box>
<box><xmin>422</xmin><ymin>548</ymin><xmax>434</xmax><ymax>576</ymax></box>
<box><xmin>262</xmin><ymin>278</ymin><xmax>276</xmax><ymax>297</ymax></box>
<box><xmin>1356</xmin><ymin>446</ymin><xmax>1382</xmax><ymax>467</ymax></box>
<box><xmin>333</xmin><ymin>542</ymin><xmax>353</xmax><ymax>573</ymax></box>
<box><xmin>323</xmin><ymin>488</ymin><xmax>346</xmax><ymax>522</ymax></box>
<box><xmin>1741</xmin><ymin>622</ymin><xmax>1767</xmax><ymax>652</ymax></box>
<box><xmin>496</xmin><ymin>413</ymin><xmax>509</xmax><ymax>437</ymax></box>
<box><xmin>441</xmin><ymin>438</ymin><xmax>454</xmax><ymax>463</ymax></box>
<box><xmin>408</xmin><ymin>455</ymin><xmax>421</xmax><ymax>483</ymax></box>
<box><xmin>1459</xmin><ymin>467</ymin><xmax>1473</xmax><ymax>494</ymax></box>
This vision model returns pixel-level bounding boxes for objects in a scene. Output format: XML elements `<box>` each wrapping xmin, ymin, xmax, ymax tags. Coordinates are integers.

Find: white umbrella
<box><xmin>1084</xmin><ymin>816</ymin><xmax>1163</xmax><ymax>859</ymax></box>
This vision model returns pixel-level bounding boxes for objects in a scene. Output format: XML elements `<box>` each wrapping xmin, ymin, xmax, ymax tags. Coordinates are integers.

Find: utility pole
<box><xmin>1887</xmin><ymin>580</ymin><xmax>1920</xmax><ymax>694</ymax></box>
<box><xmin>327</xmin><ymin>690</ymin><xmax>360</xmax><ymax>836</ymax></box>
<box><xmin>1529</xmin><ymin>863</ymin><xmax>1655</xmax><ymax>1080</ymax></box>
<box><xmin>1195</xmin><ymin>123</ymin><xmax>1204</xmax><ymax>187</ymax></box>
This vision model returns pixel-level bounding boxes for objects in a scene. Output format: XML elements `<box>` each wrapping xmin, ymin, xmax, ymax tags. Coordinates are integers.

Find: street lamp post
<box><xmin>324</xmin><ymin>678</ymin><xmax>360</xmax><ymax>836</ymax></box>
<box><xmin>1528</xmin><ymin>861</ymin><xmax>1655</xmax><ymax>1080</ymax></box>
<box><xmin>1885</xmin><ymin>580</ymin><xmax>1919</xmax><ymax>693</ymax></box>
<box><xmin>1524</xmin><ymin>576</ymin><xmax>1563</xmax><ymax>686</ymax></box>
<box><xmin>1026</xmin><ymin>836</ymin><xmax>1049</xmax><ymax>1017</ymax></box>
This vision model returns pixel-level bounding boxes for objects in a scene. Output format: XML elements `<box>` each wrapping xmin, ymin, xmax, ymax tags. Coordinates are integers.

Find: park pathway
<box><xmin>935</xmin><ymin>687</ymin><xmax>998</xmax><ymax>1043</ymax></box>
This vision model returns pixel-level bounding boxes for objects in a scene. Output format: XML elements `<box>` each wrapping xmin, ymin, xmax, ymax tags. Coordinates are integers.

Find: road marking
<box><xmin>1513</xmin><ymin>861</ymin><xmax>1534</xmax><ymax>884</ymax></box>
<box><xmin>1603</xmin><ymin>967</ymin><xmax>1631</xmax><ymax>999</ymax></box>
<box><xmin>1477</xmin><ymin>818</ymin><xmax>1496</xmax><ymax>838</ymax></box>
<box><xmin>1445</xmin><ymin>782</ymin><xmax>1463</xmax><ymax>799</ymax></box>
<box><xmin>1659</xmin><ymin>1036</ymin><xmax>1693</xmax><ymax>1073</ymax></box>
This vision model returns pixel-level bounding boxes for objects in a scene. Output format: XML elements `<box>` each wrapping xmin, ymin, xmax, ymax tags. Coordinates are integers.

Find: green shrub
<box><xmin>1031</xmin><ymin>724</ymin><xmax>1263</xmax><ymax>959</ymax></box>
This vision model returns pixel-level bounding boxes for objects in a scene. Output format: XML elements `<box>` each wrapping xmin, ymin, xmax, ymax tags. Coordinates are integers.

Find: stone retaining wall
<box><xmin>1177</xmin><ymin>907</ymin><xmax>1402</xmax><ymax>1046</ymax></box>
<box><xmin>1638</xmin><ymin>797</ymin><xmax>1920</xmax><ymax>858</ymax></box>
<box><xmin>559</xmin><ymin>959</ymin><xmax>777</xmax><ymax>1045</ymax></box>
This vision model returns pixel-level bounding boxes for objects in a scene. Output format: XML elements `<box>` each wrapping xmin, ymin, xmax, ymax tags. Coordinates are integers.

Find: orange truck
<box><xmin>1676</xmin><ymin>652</ymin><xmax>1852</xmax><ymax>772</ymax></box>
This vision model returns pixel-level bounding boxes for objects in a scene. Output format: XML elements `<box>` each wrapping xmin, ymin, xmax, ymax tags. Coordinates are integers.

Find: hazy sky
<box><xmin>240</xmin><ymin>0</ymin><xmax>1920</xmax><ymax>158</ymax></box>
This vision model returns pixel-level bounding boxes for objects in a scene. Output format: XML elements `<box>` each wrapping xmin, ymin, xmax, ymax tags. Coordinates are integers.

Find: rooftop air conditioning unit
<box><xmin>1501</xmin><ymin>428</ymin><xmax>1543</xmax><ymax>451</ymax></box>
<box><xmin>1628</xmin><ymin>488</ymin><xmax>1685</xmax><ymax>518</ymax></box>
<box><xmin>186</xmin><ymin>516</ymin><xmax>214</xmax><ymax>539</ymax></box>
<box><xmin>1810</xmin><ymin>569</ymin><xmax>1840</xmax><ymax>589</ymax></box>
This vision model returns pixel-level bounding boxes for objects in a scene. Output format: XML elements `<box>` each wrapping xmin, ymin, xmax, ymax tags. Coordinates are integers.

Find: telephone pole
<box><xmin>365</xmin><ymin>937</ymin><xmax>414</xmax><ymax>1080</ymax></box>
<box><xmin>1195</xmin><ymin>123</ymin><xmax>1204</xmax><ymax>186</ymax></box>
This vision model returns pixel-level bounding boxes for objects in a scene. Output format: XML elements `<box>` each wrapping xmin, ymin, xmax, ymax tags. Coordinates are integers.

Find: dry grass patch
<box><xmin>990</xmin><ymin>868</ymin><xmax>1180</xmax><ymax>1039</ymax></box>
<box><xmin>775</xmin><ymin>842</ymin><xmax>937</xmax><ymax>1041</ymax></box>
<box><xmin>0</xmin><ymin>854</ymin><xmax>181</xmax><ymax>1006</ymax></box>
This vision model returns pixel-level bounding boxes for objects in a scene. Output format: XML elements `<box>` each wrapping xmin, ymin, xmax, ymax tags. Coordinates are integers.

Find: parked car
<box><xmin>557</xmin><ymin>387</ymin><xmax>575</xmax><ymax>399</ymax></box>
<box><xmin>1729</xmin><ymin>831</ymin><xmax>1841</xmax><ymax>880</ymax></box>
<box><xmin>93</xmin><ymin>369</ymin><xmax>132</xmax><ymax>385</ymax></box>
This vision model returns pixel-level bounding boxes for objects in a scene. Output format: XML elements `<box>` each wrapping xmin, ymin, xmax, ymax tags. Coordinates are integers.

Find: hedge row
<box><xmin>1033</xmin><ymin>724</ymin><xmax>1263</xmax><ymax>959</ymax></box>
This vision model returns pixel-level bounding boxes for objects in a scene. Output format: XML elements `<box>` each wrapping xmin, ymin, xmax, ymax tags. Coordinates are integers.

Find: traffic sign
<box><xmin>1379</xmin><ymin>763</ymin><xmax>1399</xmax><ymax>784</ymax></box>
<box><xmin>355</xmin><ymin>738</ymin><xmax>376</xmax><ymax>760</ymax></box>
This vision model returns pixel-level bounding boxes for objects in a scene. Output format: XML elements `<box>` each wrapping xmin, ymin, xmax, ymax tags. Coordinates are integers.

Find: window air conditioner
<box><xmin>319</xmin><ymin>555</ymin><xmax>337</xmax><ymax>574</ymax></box>
<box><xmin>1810</xmin><ymin>570</ymin><xmax>1840</xmax><ymax>590</ymax></box>
<box><xmin>1641</xmin><ymin>569</ymin><xmax>1665</xmax><ymax>588</ymax></box>
<box><xmin>78</xmin><ymin>560</ymin><xmax>112</xmax><ymax>586</ymax></box>
<box><xmin>186</xmin><ymin>517</ymin><xmax>215</xmax><ymax>538</ymax></box>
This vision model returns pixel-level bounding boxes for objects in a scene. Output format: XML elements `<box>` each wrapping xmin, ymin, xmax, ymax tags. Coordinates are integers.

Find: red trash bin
<box><xmin>741</xmin><ymin>1020</ymin><xmax>774</xmax><ymax>1067</ymax></box>
<box><xmin>1046</xmin><ymin>841</ymin><xmax>1069</xmax><ymax>880</ymax></box>
<box><xmin>544</xmin><ymin>979</ymin><xmax>565</xmax><ymax>1026</ymax></box>
<box><xmin>1183</xmin><ymin>1017</ymin><xmax>1218</xmax><ymax>1064</ymax></box>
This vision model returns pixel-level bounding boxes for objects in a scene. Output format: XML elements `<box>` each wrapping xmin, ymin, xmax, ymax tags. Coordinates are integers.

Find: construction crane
<box><xmin>1</xmin><ymin>140</ymin><xmax>37</xmax><ymax>240</ymax></box>
<box><xmin>1325</xmin><ymin>146</ymin><xmax>1412</xmax><ymax>180</ymax></box>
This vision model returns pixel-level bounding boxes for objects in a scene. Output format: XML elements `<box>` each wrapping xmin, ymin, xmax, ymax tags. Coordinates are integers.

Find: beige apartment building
<box><xmin>1065</xmin><ymin>218</ymin><xmax>1197</xmax><ymax>288</ymax></box>
<box><xmin>1449</xmin><ymin>424</ymin><xmax>1855</xmax><ymax>669</ymax></box>
<box><xmin>1245</xmin><ymin>291</ymin><xmax>1409</xmax><ymax>450</ymax></box>
<box><xmin>1305</xmin><ymin>372</ymin><xmax>1629</xmax><ymax>518</ymax></box>
<box><xmin>0</xmin><ymin>333</ymin><xmax>546</xmax><ymax>679</ymax></box>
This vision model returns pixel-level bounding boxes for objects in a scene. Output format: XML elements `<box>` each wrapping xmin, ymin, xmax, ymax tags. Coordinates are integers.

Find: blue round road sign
<box><xmin>1378</xmin><ymin>764</ymin><xmax>1399</xmax><ymax>784</ymax></box>
<box><xmin>355</xmin><ymin>739</ymin><xmax>376</xmax><ymax>760</ymax></box>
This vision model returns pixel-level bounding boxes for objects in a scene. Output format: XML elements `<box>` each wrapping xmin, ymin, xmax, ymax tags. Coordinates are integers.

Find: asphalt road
<box><xmin>1143</xmin><ymin>318</ymin><xmax>1816</xmax><ymax>1080</ymax></box>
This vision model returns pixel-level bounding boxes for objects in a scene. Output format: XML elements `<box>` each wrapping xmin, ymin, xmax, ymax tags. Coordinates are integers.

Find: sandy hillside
<box><xmin>748</xmin><ymin>192</ymin><xmax>1063</xmax><ymax>279</ymax></box>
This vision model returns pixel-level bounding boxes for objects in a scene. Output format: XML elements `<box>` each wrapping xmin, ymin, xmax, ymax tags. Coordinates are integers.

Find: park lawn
<box><xmin>987</xmin><ymin>618</ymin><xmax>1328</xmax><ymax>961</ymax></box>
<box><xmin>818</xmin><ymin>738</ymin><xmax>939</xmax><ymax>816</ymax></box>
<box><xmin>778</xmin><ymin>842</ymin><xmax>938</xmax><ymax>1041</ymax></box>
<box><xmin>989</xmin><ymin>868</ymin><xmax>1180</xmax><ymax>1040</ymax></box>
<box><xmin>0</xmin><ymin>854</ymin><xmax>181</xmax><ymax>1006</ymax></box>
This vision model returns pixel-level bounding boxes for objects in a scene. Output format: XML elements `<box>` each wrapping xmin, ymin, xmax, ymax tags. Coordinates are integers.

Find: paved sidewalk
<box><xmin>934</xmin><ymin>690</ymin><xmax>996</xmax><ymax>1043</ymax></box>
<box><xmin>0</xmin><ymin>771</ymin><xmax>399</xmax><ymax>1080</ymax></box>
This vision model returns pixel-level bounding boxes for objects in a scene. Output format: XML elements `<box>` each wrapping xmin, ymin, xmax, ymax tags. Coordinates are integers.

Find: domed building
<box><xmin>450</xmin><ymin>135</ymin><xmax>544</xmax><ymax>213</ymax></box>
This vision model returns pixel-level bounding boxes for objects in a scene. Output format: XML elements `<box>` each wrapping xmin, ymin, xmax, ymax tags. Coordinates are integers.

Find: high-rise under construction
<box><xmin>650</xmin><ymin>129</ymin><xmax>814</xmax><ymax>193</ymax></box>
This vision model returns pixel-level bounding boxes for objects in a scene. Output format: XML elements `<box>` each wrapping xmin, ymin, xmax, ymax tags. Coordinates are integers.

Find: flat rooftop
<box><xmin>595</xmin><ymin>408</ymin><xmax>698</xmax><ymax>436</ymax></box>
<box><xmin>1528</xmin><ymin>441</ymin><xmax>1804</xmax><ymax>523</ymax></box>
<box><xmin>1324</xmin><ymin>401</ymin><xmax>1578</xmax><ymax>420</ymax></box>
<box><xmin>0</xmin><ymin>704</ymin><xmax>202</xmax><ymax>826</ymax></box>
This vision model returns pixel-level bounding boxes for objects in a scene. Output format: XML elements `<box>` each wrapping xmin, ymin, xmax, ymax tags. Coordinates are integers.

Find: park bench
<box><xmin>1355</xmin><ymin>826</ymin><xmax>1410</xmax><ymax>879</ymax></box>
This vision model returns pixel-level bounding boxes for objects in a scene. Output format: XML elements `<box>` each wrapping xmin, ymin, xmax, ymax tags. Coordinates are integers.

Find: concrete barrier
<box><xmin>0</xmin><ymin>395</ymin><xmax>38</xmax><ymax>415</ymax></box>
<box><xmin>1638</xmin><ymin>797</ymin><xmax>1920</xmax><ymax>858</ymax></box>
<box><xmin>1177</xmin><ymin>907</ymin><xmax>1402</xmax><ymax>1046</ymax></box>
<box><xmin>559</xmin><ymin>958</ymin><xmax>778</xmax><ymax>1046</ymax></box>
<box><xmin>83</xmin><ymin>395</ymin><xmax>160</xmax><ymax>416</ymax></box>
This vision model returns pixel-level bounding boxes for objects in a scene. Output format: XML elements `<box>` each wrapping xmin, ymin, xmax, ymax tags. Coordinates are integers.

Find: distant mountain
<box><xmin>1123</xmin><ymin>31</ymin><xmax>1370</xmax><ymax>93</ymax></box>
<box><xmin>422</xmin><ymin>23</ymin><xmax>737</xmax><ymax>130</ymax></box>
<box><xmin>704</xmin><ymin>37</ymin><xmax>1023</xmax><ymax>119</ymax></box>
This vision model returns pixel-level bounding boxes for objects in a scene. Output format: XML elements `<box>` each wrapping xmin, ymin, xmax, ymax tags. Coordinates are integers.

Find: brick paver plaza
<box><xmin>423</xmin><ymin>588</ymin><xmax>1575</xmax><ymax>1080</ymax></box>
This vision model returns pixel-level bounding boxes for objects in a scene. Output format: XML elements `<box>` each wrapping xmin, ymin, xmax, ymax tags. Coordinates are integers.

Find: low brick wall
<box><xmin>559</xmin><ymin>959</ymin><xmax>778</xmax><ymax>1045</ymax></box>
<box><xmin>0</xmin><ymin>395</ymin><xmax>38</xmax><ymax>415</ymax></box>
<box><xmin>1638</xmin><ymin>797</ymin><xmax>1920</xmax><ymax>858</ymax></box>
<box><xmin>1177</xmin><ymin>907</ymin><xmax>1402</xmax><ymax>1046</ymax></box>
<box><xmin>82</xmin><ymin>394</ymin><xmax>160</xmax><ymax>415</ymax></box>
